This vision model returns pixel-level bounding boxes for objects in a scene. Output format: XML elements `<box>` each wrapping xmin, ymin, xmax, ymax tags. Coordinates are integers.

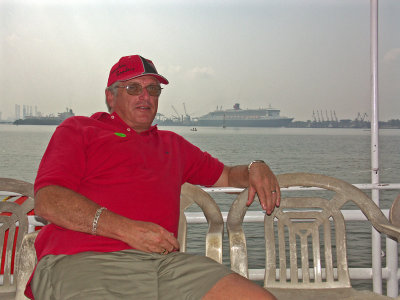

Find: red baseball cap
<box><xmin>107</xmin><ymin>55</ymin><xmax>169</xmax><ymax>87</ymax></box>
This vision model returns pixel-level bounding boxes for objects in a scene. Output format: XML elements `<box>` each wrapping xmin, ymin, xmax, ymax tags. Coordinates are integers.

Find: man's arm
<box><xmin>213</xmin><ymin>161</ymin><xmax>280</xmax><ymax>214</ymax></box>
<box><xmin>35</xmin><ymin>185</ymin><xmax>180</xmax><ymax>253</ymax></box>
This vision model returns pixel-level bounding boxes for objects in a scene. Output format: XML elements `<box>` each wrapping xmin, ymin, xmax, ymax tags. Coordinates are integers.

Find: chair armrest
<box><xmin>0</xmin><ymin>178</ymin><xmax>34</xmax><ymax>199</ymax></box>
<box><xmin>390</xmin><ymin>194</ymin><xmax>400</xmax><ymax>227</ymax></box>
<box><xmin>376</xmin><ymin>223</ymin><xmax>400</xmax><ymax>241</ymax></box>
<box><xmin>227</xmin><ymin>189</ymin><xmax>249</xmax><ymax>278</ymax></box>
<box><xmin>205</xmin><ymin>224</ymin><xmax>224</xmax><ymax>263</ymax></box>
<box><xmin>15</xmin><ymin>231</ymin><xmax>39</xmax><ymax>300</ymax></box>
<box><xmin>180</xmin><ymin>183</ymin><xmax>224</xmax><ymax>263</ymax></box>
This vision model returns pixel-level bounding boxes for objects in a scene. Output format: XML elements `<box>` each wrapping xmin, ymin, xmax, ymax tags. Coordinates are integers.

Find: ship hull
<box><xmin>197</xmin><ymin>118</ymin><xmax>294</xmax><ymax>128</ymax></box>
<box><xmin>14</xmin><ymin>118</ymin><xmax>64</xmax><ymax>125</ymax></box>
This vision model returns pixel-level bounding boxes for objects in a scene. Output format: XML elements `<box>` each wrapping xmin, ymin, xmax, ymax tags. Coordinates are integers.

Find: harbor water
<box><xmin>1</xmin><ymin>123</ymin><xmax>400</xmax><ymax>290</ymax></box>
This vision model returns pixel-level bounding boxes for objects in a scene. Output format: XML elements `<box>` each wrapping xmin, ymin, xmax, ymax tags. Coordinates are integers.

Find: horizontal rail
<box><xmin>2</xmin><ymin>183</ymin><xmax>400</xmax><ymax>198</ymax></box>
<box><xmin>27</xmin><ymin>209</ymin><xmax>390</xmax><ymax>226</ymax></box>
<box><xmin>248</xmin><ymin>267</ymin><xmax>400</xmax><ymax>281</ymax></box>
<box><xmin>184</xmin><ymin>209</ymin><xmax>389</xmax><ymax>224</ymax></box>
<box><xmin>203</xmin><ymin>183</ymin><xmax>400</xmax><ymax>193</ymax></box>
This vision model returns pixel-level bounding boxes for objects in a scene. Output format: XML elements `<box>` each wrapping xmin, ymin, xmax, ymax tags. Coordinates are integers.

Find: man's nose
<box><xmin>139</xmin><ymin>86</ymin><xmax>150</xmax><ymax>99</ymax></box>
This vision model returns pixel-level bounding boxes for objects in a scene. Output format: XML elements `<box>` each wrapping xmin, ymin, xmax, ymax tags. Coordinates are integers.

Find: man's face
<box><xmin>107</xmin><ymin>75</ymin><xmax>160</xmax><ymax>133</ymax></box>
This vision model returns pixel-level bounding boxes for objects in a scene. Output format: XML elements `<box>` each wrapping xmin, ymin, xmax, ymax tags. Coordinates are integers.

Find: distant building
<box><xmin>15</xmin><ymin>104</ymin><xmax>21</xmax><ymax>120</ymax></box>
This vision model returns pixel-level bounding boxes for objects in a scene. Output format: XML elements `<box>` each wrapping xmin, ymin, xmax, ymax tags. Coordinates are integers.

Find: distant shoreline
<box><xmin>1</xmin><ymin>119</ymin><xmax>399</xmax><ymax>129</ymax></box>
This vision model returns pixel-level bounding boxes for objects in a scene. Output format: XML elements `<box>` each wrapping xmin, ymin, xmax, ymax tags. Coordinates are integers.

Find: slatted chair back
<box><xmin>264</xmin><ymin>193</ymin><xmax>350</xmax><ymax>288</ymax></box>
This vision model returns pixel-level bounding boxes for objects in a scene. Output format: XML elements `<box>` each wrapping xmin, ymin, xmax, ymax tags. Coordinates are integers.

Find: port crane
<box><xmin>333</xmin><ymin>110</ymin><xmax>338</xmax><ymax>122</ymax></box>
<box><xmin>182</xmin><ymin>103</ymin><xmax>191</xmax><ymax>122</ymax></box>
<box><xmin>171</xmin><ymin>105</ymin><xmax>182</xmax><ymax>122</ymax></box>
<box><xmin>356</xmin><ymin>112</ymin><xmax>368</xmax><ymax>122</ymax></box>
<box><xmin>171</xmin><ymin>103</ymin><xmax>193</xmax><ymax>125</ymax></box>
<box><xmin>316</xmin><ymin>110</ymin><xmax>322</xmax><ymax>122</ymax></box>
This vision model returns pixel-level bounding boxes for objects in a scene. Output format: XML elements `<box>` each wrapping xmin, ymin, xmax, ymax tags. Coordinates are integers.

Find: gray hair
<box><xmin>105</xmin><ymin>81</ymin><xmax>120</xmax><ymax>112</ymax></box>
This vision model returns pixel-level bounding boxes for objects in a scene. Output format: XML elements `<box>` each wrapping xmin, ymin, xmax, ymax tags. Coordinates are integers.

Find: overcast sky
<box><xmin>1</xmin><ymin>0</ymin><xmax>399</xmax><ymax>122</ymax></box>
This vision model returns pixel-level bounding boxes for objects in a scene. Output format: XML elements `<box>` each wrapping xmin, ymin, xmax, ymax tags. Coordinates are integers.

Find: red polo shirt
<box><xmin>33</xmin><ymin>112</ymin><xmax>223</xmax><ymax>259</ymax></box>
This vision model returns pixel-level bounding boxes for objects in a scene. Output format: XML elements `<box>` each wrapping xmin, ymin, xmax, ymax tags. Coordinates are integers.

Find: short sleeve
<box><xmin>179</xmin><ymin>136</ymin><xmax>224</xmax><ymax>187</ymax></box>
<box><xmin>34</xmin><ymin>119</ymin><xmax>86</xmax><ymax>194</ymax></box>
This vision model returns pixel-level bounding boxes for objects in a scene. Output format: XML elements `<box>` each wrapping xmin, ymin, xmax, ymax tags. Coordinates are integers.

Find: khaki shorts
<box><xmin>31</xmin><ymin>249</ymin><xmax>233</xmax><ymax>300</ymax></box>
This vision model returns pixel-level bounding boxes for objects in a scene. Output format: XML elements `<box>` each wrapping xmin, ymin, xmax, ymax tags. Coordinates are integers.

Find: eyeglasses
<box><xmin>116</xmin><ymin>83</ymin><xmax>163</xmax><ymax>96</ymax></box>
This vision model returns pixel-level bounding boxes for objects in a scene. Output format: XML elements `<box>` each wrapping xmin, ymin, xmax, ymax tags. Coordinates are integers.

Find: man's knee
<box><xmin>203</xmin><ymin>273</ymin><xmax>277</xmax><ymax>300</ymax></box>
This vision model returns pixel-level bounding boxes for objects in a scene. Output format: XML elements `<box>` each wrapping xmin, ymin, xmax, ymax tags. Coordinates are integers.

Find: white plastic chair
<box><xmin>227</xmin><ymin>173</ymin><xmax>400</xmax><ymax>300</ymax></box>
<box><xmin>0</xmin><ymin>178</ymin><xmax>34</xmax><ymax>300</ymax></box>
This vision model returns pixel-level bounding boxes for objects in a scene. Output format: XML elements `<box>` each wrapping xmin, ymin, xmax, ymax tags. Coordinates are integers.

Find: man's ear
<box><xmin>105</xmin><ymin>89</ymin><xmax>114</xmax><ymax>111</ymax></box>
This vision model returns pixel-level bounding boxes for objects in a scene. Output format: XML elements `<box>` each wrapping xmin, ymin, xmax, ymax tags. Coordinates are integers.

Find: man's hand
<box><xmin>247</xmin><ymin>162</ymin><xmax>280</xmax><ymax>214</ymax></box>
<box><xmin>122</xmin><ymin>220</ymin><xmax>180</xmax><ymax>254</ymax></box>
<box><xmin>214</xmin><ymin>163</ymin><xmax>280</xmax><ymax>215</ymax></box>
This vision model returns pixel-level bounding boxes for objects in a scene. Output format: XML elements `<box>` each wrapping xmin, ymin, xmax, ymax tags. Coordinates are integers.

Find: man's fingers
<box><xmin>155</xmin><ymin>230</ymin><xmax>179</xmax><ymax>254</ymax></box>
<box><xmin>129</xmin><ymin>222</ymin><xmax>180</xmax><ymax>253</ymax></box>
<box><xmin>266</xmin><ymin>189</ymin><xmax>278</xmax><ymax>214</ymax></box>
<box><xmin>253</xmin><ymin>183</ymin><xmax>280</xmax><ymax>214</ymax></box>
<box><xmin>165</xmin><ymin>231</ymin><xmax>180</xmax><ymax>250</ymax></box>
<box><xmin>275</xmin><ymin>185</ymin><xmax>281</xmax><ymax>207</ymax></box>
<box><xmin>247</xmin><ymin>163</ymin><xmax>280</xmax><ymax>212</ymax></box>
<box><xmin>264</xmin><ymin>191</ymin><xmax>274</xmax><ymax>215</ymax></box>
<box><xmin>247</xmin><ymin>187</ymin><xmax>257</xmax><ymax>207</ymax></box>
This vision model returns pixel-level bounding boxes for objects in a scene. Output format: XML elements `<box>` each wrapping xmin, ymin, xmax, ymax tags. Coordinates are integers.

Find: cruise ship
<box><xmin>197</xmin><ymin>103</ymin><xmax>293</xmax><ymax>127</ymax></box>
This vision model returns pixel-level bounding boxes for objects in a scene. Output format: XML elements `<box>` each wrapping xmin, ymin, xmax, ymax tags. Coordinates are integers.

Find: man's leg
<box><xmin>32</xmin><ymin>250</ymin><xmax>160</xmax><ymax>300</ymax></box>
<box><xmin>203</xmin><ymin>273</ymin><xmax>277</xmax><ymax>300</ymax></box>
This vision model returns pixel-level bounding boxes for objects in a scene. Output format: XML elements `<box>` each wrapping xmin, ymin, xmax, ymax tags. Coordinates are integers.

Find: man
<box><xmin>28</xmin><ymin>55</ymin><xmax>280</xmax><ymax>300</ymax></box>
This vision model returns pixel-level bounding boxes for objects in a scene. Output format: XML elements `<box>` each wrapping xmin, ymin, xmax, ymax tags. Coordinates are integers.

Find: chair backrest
<box><xmin>178</xmin><ymin>183</ymin><xmax>224</xmax><ymax>263</ymax></box>
<box><xmin>227</xmin><ymin>173</ymin><xmax>394</xmax><ymax>290</ymax></box>
<box><xmin>0</xmin><ymin>178</ymin><xmax>34</xmax><ymax>294</ymax></box>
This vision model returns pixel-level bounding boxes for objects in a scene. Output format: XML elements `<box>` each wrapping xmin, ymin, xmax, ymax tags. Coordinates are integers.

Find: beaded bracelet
<box><xmin>92</xmin><ymin>207</ymin><xmax>107</xmax><ymax>235</ymax></box>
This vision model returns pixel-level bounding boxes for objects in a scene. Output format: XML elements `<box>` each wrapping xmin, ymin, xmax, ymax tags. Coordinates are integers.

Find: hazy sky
<box><xmin>1</xmin><ymin>0</ymin><xmax>399</xmax><ymax>122</ymax></box>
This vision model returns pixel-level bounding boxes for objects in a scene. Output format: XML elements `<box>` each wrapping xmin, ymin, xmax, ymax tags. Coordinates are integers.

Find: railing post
<box><xmin>370</xmin><ymin>0</ymin><xmax>382</xmax><ymax>294</ymax></box>
<box><xmin>386</xmin><ymin>238</ymin><xmax>399</xmax><ymax>297</ymax></box>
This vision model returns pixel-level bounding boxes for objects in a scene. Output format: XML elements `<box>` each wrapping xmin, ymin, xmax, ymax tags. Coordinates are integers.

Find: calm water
<box><xmin>1</xmin><ymin>123</ymin><xmax>400</xmax><ymax>290</ymax></box>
